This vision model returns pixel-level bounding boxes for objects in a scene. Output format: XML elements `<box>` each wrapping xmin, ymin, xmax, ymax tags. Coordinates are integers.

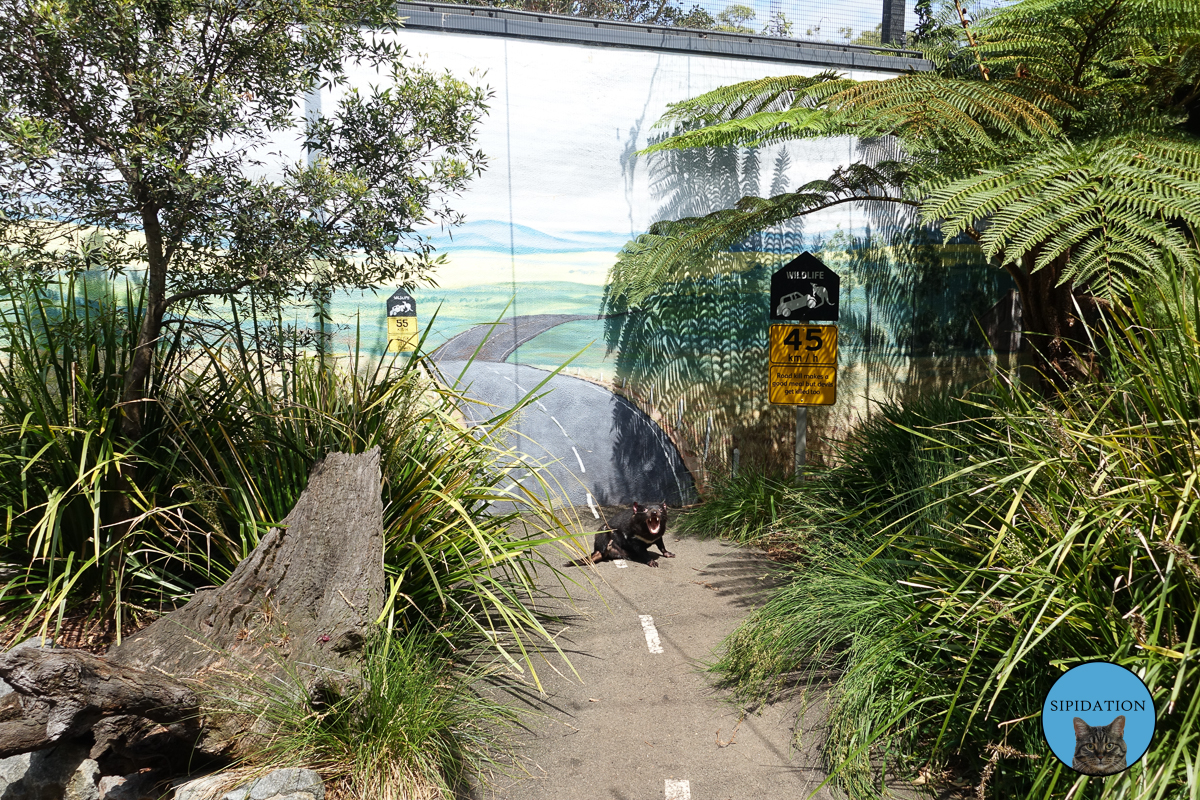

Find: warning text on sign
<box><xmin>387</xmin><ymin>315</ymin><xmax>418</xmax><ymax>353</ymax></box>
<box><xmin>769</xmin><ymin>364</ymin><xmax>837</xmax><ymax>406</ymax></box>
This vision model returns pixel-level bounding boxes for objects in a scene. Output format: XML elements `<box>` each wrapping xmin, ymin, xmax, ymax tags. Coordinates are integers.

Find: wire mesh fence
<box><xmin>425</xmin><ymin>0</ymin><xmax>924</xmax><ymax>48</ymax></box>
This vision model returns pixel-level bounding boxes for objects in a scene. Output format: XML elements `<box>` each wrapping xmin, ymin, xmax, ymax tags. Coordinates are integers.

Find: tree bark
<box><xmin>1005</xmin><ymin>251</ymin><xmax>1100</xmax><ymax>393</ymax></box>
<box><xmin>108</xmin><ymin>447</ymin><xmax>386</xmax><ymax>696</ymax></box>
<box><xmin>103</xmin><ymin>201</ymin><xmax>171</xmax><ymax>609</ymax></box>
<box><xmin>119</xmin><ymin>202</ymin><xmax>170</xmax><ymax>444</ymax></box>
<box><xmin>0</xmin><ymin>648</ymin><xmax>199</xmax><ymax>759</ymax></box>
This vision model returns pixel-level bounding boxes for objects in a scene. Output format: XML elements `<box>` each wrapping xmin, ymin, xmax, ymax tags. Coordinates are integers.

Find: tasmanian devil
<box><xmin>580</xmin><ymin>501</ymin><xmax>674</xmax><ymax>568</ymax></box>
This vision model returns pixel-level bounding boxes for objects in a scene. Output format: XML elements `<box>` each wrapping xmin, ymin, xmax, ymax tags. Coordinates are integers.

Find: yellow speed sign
<box><xmin>387</xmin><ymin>315</ymin><xmax>418</xmax><ymax>353</ymax></box>
<box><xmin>769</xmin><ymin>324</ymin><xmax>837</xmax><ymax>366</ymax></box>
<box><xmin>768</xmin><ymin>324</ymin><xmax>837</xmax><ymax>406</ymax></box>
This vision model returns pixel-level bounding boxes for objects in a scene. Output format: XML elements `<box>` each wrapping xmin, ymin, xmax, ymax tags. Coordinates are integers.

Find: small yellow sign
<box><xmin>769</xmin><ymin>364</ymin><xmax>837</xmax><ymax>405</ymax></box>
<box><xmin>769</xmin><ymin>324</ymin><xmax>837</xmax><ymax>366</ymax></box>
<box><xmin>387</xmin><ymin>315</ymin><xmax>418</xmax><ymax>353</ymax></box>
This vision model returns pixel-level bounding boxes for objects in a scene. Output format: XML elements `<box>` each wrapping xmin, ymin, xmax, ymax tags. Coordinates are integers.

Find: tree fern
<box><xmin>827</xmin><ymin>72</ymin><xmax>1063</xmax><ymax>147</ymax></box>
<box><xmin>608</xmin><ymin>162</ymin><xmax>913</xmax><ymax>306</ymax></box>
<box><xmin>652</xmin><ymin>72</ymin><xmax>850</xmax><ymax>130</ymax></box>
<box><xmin>923</xmin><ymin>135</ymin><xmax>1200</xmax><ymax>291</ymax></box>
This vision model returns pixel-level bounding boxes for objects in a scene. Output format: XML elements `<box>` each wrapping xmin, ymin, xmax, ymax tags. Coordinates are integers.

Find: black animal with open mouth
<box><xmin>577</xmin><ymin>501</ymin><xmax>674</xmax><ymax>568</ymax></box>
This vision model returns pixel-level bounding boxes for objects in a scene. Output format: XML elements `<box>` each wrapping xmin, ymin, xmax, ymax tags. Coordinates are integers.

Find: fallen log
<box><xmin>0</xmin><ymin>647</ymin><xmax>198</xmax><ymax>759</ymax></box>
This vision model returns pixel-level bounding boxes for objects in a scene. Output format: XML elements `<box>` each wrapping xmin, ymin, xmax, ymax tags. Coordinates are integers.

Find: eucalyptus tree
<box><xmin>609</xmin><ymin>0</ymin><xmax>1200</xmax><ymax>388</ymax></box>
<box><xmin>0</xmin><ymin>0</ymin><xmax>488</xmax><ymax>444</ymax></box>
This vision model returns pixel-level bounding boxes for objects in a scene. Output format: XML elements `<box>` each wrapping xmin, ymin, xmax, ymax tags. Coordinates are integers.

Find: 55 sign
<box><xmin>386</xmin><ymin>288</ymin><xmax>419</xmax><ymax>354</ymax></box>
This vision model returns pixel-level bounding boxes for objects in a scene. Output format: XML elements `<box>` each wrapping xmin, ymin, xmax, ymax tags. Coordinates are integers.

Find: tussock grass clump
<box><xmin>238</xmin><ymin>629</ymin><xmax>520</xmax><ymax>800</ymax></box>
<box><xmin>0</xmin><ymin>271</ymin><xmax>575</xmax><ymax>674</ymax></box>
<box><xmin>677</xmin><ymin>467</ymin><xmax>796</xmax><ymax>543</ymax></box>
<box><xmin>711</xmin><ymin>270</ymin><xmax>1200</xmax><ymax>799</ymax></box>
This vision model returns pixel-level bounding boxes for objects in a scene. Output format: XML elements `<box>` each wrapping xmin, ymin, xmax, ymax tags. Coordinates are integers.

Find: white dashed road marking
<box><xmin>572</xmin><ymin>446</ymin><xmax>586</xmax><ymax>472</ymax></box>
<box><xmin>586</xmin><ymin>492</ymin><xmax>599</xmax><ymax>519</ymax></box>
<box><xmin>500</xmin><ymin>374</ymin><xmax>528</xmax><ymax>392</ymax></box>
<box><xmin>665</xmin><ymin>779</ymin><xmax>690</xmax><ymax>800</ymax></box>
<box><xmin>550</xmin><ymin>415</ymin><xmax>569</xmax><ymax>437</ymax></box>
<box><xmin>640</xmin><ymin>614</ymin><xmax>663</xmax><ymax>654</ymax></box>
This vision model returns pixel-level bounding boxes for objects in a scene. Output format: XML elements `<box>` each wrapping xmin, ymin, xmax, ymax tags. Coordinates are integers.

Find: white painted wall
<box><xmin>302</xmin><ymin>29</ymin><xmax>899</xmax><ymax>288</ymax></box>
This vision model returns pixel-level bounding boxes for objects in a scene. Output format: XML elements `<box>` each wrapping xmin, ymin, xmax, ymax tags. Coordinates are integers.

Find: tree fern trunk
<box><xmin>1009</xmin><ymin>251</ymin><xmax>1100</xmax><ymax>393</ymax></box>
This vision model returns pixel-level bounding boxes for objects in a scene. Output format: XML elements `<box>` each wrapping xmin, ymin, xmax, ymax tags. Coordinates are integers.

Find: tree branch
<box><xmin>163</xmin><ymin>278</ymin><xmax>256</xmax><ymax>308</ymax></box>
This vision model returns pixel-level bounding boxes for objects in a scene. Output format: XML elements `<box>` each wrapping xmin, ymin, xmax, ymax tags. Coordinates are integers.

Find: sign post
<box><xmin>768</xmin><ymin>253</ymin><xmax>840</xmax><ymax>475</ymax></box>
<box><xmin>386</xmin><ymin>288</ymin><xmax>419</xmax><ymax>354</ymax></box>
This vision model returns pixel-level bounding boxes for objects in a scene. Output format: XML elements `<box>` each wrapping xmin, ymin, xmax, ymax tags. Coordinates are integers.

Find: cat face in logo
<box><xmin>1072</xmin><ymin>715</ymin><xmax>1127</xmax><ymax>775</ymax></box>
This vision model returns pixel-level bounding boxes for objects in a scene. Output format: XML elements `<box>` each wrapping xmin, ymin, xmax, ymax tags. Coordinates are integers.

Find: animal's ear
<box><xmin>1073</xmin><ymin>717</ymin><xmax>1091</xmax><ymax>738</ymax></box>
<box><xmin>1109</xmin><ymin>715</ymin><xmax>1126</xmax><ymax>737</ymax></box>
<box><xmin>632</xmin><ymin>502</ymin><xmax>641</xmax><ymax>512</ymax></box>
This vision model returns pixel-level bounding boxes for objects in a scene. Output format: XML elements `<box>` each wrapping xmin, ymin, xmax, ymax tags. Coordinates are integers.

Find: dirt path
<box><xmin>483</xmin><ymin>513</ymin><xmax>844</xmax><ymax>800</ymax></box>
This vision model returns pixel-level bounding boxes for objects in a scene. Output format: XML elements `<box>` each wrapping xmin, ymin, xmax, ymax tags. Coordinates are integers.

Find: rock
<box><xmin>0</xmin><ymin>752</ymin><xmax>32</xmax><ymax>789</ymax></box>
<box><xmin>99</xmin><ymin>771</ymin><xmax>164</xmax><ymax>800</ymax></box>
<box><xmin>174</xmin><ymin>768</ymin><xmax>323</xmax><ymax>800</ymax></box>
<box><xmin>247</xmin><ymin>768</ymin><xmax>323</xmax><ymax>799</ymax></box>
<box><xmin>172</xmin><ymin>773</ymin><xmax>241</xmax><ymax>800</ymax></box>
<box><xmin>0</xmin><ymin>740</ymin><xmax>99</xmax><ymax>800</ymax></box>
<box><xmin>64</xmin><ymin>757</ymin><xmax>101</xmax><ymax>800</ymax></box>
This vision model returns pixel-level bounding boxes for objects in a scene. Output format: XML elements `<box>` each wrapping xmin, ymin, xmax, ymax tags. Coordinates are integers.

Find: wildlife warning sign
<box><xmin>768</xmin><ymin>324</ymin><xmax>837</xmax><ymax>405</ymax></box>
<box><xmin>386</xmin><ymin>288</ymin><xmax>418</xmax><ymax>353</ymax></box>
<box><xmin>769</xmin><ymin>252</ymin><xmax>839</xmax><ymax>322</ymax></box>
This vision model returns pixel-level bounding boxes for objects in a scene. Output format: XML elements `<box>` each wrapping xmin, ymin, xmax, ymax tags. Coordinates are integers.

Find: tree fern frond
<box><xmin>652</xmin><ymin>72</ymin><xmax>849</xmax><ymax>130</ymax></box>
<box><xmin>640</xmin><ymin>108</ymin><xmax>836</xmax><ymax>154</ymax></box>
<box><xmin>829</xmin><ymin>73</ymin><xmax>1062</xmax><ymax>147</ymax></box>
<box><xmin>612</xmin><ymin>0</ymin><xmax>1200</xmax><ymax>365</ymax></box>
<box><xmin>922</xmin><ymin>135</ymin><xmax>1200</xmax><ymax>294</ymax></box>
<box><xmin>977</xmin><ymin>0</ymin><xmax>1200</xmax><ymax>94</ymax></box>
<box><xmin>608</xmin><ymin>162</ymin><xmax>914</xmax><ymax>306</ymax></box>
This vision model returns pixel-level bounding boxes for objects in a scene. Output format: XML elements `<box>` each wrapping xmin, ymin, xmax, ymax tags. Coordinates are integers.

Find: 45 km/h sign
<box><xmin>768</xmin><ymin>253</ymin><xmax>840</xmax><ymax>472</ymax></box>
<box><xmin>768</xmin><ymin>324</ymin><xmax>837</xmax><ymax>405</ymax></box>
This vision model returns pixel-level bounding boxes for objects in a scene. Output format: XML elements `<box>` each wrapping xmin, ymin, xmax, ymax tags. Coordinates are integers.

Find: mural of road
<box><xmin>434</xmin><ymin>317</ymin><xmax>695</xmax><ymax>509</ymax></box>
<box><xmin>433</xmin><ymin>313</ymin><xmax>598</xmax><ymax>363</ymax></box>
<box><xmin>436</xmin><ymin>359</ymin><xmax>695</xmax><ymax>509</ymax></box>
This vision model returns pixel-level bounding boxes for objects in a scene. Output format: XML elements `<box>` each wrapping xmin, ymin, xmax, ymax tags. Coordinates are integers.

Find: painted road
<box><xmin>476</xmin><ymin>516</ymin><xmax>846</xmax><ymax>800</ymax></box>
<box><xmin>433</xmin><ymin>314</ymin><xmax>599</xmax><ymax>362</ymax></box>
<box><xmin>436</xmin><ymin>359</ymin><xmax>695</xmax><ymax>509</ymax></box>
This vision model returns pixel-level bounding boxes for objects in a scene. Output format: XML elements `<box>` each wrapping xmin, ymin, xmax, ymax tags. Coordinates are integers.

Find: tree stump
<box><xmin>0</xmin><ymin>448</ymin><xmax>386</xmax><ymax>767</ymax></box>
<box><xmin>110</xmin><ymin>447</ymin><xmax>385</xmax><ymax>683</ymax></box>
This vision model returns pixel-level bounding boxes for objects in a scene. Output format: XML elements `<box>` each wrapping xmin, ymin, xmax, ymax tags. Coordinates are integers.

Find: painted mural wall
<box><xmin>294</xmin><ymin>27</ymin><xmax>1010</xmax><ymax>488</ymax></box>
